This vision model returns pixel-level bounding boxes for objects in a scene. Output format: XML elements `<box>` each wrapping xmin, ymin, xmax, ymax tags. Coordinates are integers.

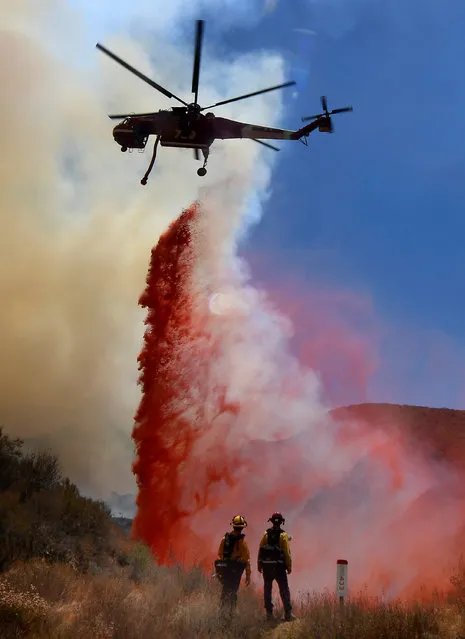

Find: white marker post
<box><xmin>336</xmin><ymin>559</ymin><xmax>348</xmax><ymax>604</ymax></box>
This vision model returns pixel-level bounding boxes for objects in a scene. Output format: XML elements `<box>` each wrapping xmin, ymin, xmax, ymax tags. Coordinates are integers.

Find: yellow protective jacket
<box><xmin>258</xmin><ymin>529</ymin><xmax>292</xmax><ymax>573</ymax></box>
<box><xmin>218</xmin><ymin>533</ymin><xmax>251</xmax><ymax>579</ymax></box>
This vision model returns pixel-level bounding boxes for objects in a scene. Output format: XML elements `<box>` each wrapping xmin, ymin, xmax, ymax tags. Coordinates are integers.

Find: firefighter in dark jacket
<box><xmin>216</xmin><ymin>515</ymin><xmax>251</xmax><ymax>613</ymax></box>
<box><xmin>257</xmin><ymin>512</ymin><xmax>296</xmax><ymax>621</ymax></box>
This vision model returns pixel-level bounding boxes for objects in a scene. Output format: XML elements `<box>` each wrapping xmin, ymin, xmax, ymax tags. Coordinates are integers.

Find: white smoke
<box><xmin>0</xmin><ymin>0</ymin><xmax>290</xmax><ymax>501</ymax></box>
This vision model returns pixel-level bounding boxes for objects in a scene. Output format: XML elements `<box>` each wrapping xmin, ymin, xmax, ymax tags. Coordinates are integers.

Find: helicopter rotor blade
<box><xmin>108</xmin><ymin>112</ymin><xmax>157</xmax><ymax>120</ymax></box>
<box><xmin>301</xmin><ymin>113</ymin><xmax>323</xmax><ymax>122</ymax></box>
<box><xmin>251</xmin><ymin>139</ymin><xmax>280</xmax><ymax>151</ymax></box>
<box><xmin>191</xmin><ymin>20</ymin><xmax>204</xmax><ymax>105</ymax></box>
<box><xmin>321</xmin><ymin>95</ymin><xmax>328</xmax><ymax>114</ymax></box>
<box><xmin>301</xmin><ymin>105</ymin><xmax>353</xmax><ymax>122</ymax></box>
<box><xmin>329</xmin><ymin>106</ymin><xmax>353</xmax><ymax>115</ymax></box>
<box><xmin>200</xmin><ymin>81</ymin><xmax>296</xmax><ymax>111</ymax></box>
<box><xmin>96</xmin><ymin>43</ymin><xmax>189</xmax><ymax>107</ymax></box>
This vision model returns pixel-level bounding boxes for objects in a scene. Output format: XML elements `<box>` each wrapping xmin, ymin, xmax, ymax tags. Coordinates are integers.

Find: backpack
<box><xmin>258</xmin><ymin>528</ymin><xmax>285</xmax><ymax>564</ymax></box>
<box><xmin>222</xmin><ymin>532</ymin><xmax>244</xmax><ymax>560</ymax></box>
<box><xmin>214</xmin><ymin>532</ymin><xmax>245</xmax><ymax>580</ymax></box>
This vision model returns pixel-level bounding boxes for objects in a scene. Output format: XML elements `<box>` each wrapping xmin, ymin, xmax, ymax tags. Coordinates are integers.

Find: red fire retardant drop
<box><xmin>132</xmin><ymin>203</ymin><xmax>198</xmax><ymax>564</ymax></box>
<box><xmin>131</xmin><ymin>202</ymin><xmax>237</xmax><ymax>568</ymax></box>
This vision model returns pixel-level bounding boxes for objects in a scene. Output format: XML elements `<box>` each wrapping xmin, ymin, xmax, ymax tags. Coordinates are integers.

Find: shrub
<box><xmin>0</xmin><ymin>578</ymin><xmax>52</xmax><ymax>638</ymax></box>
<box><xmin>0</xmin><ymin>428</ymin><xmax>123</xmax><ymax>574</ymax></box>
<box><xmin>0</xmin><ymin>427</ymin><xmax>23</xmax><ymax>491</ymax></box>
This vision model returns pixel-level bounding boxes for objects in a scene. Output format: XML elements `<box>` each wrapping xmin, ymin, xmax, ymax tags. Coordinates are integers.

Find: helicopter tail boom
<box><xmin>292</xmin><ymin>116</ymin><xmax>332</xmax><ymax>140</ymax></box>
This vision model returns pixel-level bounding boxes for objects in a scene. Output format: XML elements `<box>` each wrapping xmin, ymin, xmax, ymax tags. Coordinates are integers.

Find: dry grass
<box><xmin>285</xmin><ymin>591</ymin><xmax>441</xmax><ymax>638</ymax></box>
<box><xmin>0</xmin><ymin>557</ymin><xmax>265</xmax><ymax>638</ymax></box>
<box><xmin>2</xmin><ymin>558</ymin><xmax>465</xmax><ymax>638</ymax></box>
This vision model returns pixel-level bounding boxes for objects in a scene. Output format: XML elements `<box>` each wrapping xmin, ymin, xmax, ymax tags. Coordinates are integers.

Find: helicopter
<box><xmin>96</xmin><ymin>20</ymin><xmax>353</xmax><ymax>185</ymax></box>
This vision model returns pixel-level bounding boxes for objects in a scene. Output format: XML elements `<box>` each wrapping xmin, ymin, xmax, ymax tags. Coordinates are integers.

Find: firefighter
<box><xmin>216</xmin><ymin>515</ymin><xmax>251</xmax><ymax>613</ymax></box>
<box><xmin>257</xmin><ymin>512</ymin><xmax>296</xmax><ymax>622</ymax></box>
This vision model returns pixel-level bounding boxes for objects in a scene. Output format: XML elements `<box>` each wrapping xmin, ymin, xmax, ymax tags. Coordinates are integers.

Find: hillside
<box><xmin>332</xmin><ymin>403</ymin><xmax>465</xmax><ymax>465</ymax></box>
<box><xmin>112</xmin><ymin>516</ymin><xmax>133</xmax><ymax>536</ymax></box>
<box><xmin>111</xmin><ymin>402</ymin><xmax>465</xmax><ymax>542</ymax></box>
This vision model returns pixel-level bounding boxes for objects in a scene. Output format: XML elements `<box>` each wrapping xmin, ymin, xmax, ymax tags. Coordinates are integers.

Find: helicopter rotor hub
<box><xmin>188</xmin><ymin>103</ymin><xmax>202</xmax><ymax>114</ymax></box>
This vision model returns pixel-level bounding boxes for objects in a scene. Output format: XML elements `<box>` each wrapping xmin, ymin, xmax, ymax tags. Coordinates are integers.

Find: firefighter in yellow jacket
<box><xmin>216</xmin><ymin>515</ymin><xmax>251</xmax><ymax>612</ymax></box>
<box><xmin>257</xmin><ymin>512</ymin><xmax>296</xmax><ymax>621</ymax></box>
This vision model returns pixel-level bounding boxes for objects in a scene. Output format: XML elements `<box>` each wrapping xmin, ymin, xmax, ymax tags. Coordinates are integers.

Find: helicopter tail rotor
<box><xmin>301</xmin><ymin>96</ymin><xmax>353</xmax><ymax>132</ymax></box>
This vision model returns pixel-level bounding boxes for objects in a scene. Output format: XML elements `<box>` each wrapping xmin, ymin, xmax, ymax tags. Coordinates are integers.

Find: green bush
<box><xmin>127</xmin><ymin>541</ymin><xmax>154</xmax><ymax>582</ymax></box>
<box><xmin>0</xmin><ymin>427</ymin><xmax>122</xmax><ymax>574</ymax></box>
<box><xmin>0</xmin><ymin>428</ymin><xmax>23</xmax><ymax>492</ymax></box>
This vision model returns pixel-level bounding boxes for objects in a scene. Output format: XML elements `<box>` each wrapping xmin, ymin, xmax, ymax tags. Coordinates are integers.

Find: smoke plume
<box><xmin>0</xmin><ymin>1</ymin><xmax>284</xmax><ymax>500</ymax></box>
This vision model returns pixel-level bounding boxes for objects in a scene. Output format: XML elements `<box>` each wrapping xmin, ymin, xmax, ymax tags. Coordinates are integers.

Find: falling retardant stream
<box><xmin>132</xmin><ymin>201</ymin><xmax>239</xmax><ymax>567</ymax></box>
<box><xmin>131</xmin><ymin>201</ymin><xmax>465</xmax><ymax>601</ymax></box>
<box><xmin>132</xmin><ymin>202</ymin><xmax>208</xmax><ymax>566</ymax></box>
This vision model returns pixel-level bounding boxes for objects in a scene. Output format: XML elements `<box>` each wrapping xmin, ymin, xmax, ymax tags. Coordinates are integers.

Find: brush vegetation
<box><xmin>1</xmin><ymin>426</ymin><xmax>465</xmax><ymax>638</ymax></box>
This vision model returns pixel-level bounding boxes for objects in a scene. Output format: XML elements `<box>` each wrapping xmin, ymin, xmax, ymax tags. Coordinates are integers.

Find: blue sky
<box><xmin>230</xmin><ymin>0</ymin><xmax>465</xmax><ymax>409</ymax></box>
<box><xmin>78</xmin><ymin>0</ymin><xmax>465</xmax><ymax>410</ymax></box>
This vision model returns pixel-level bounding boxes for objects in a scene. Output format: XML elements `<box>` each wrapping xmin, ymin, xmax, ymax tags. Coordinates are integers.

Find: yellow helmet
<box><xmin>231</xmin><ymin>514</ymin><xmax>247</xmax><ymax>528</ymax></box>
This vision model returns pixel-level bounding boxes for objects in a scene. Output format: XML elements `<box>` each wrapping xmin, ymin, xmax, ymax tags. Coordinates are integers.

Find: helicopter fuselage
<box><xmin>113</xmin><ymin>109</ymin><xmax>216</xmax><ymax>152</ymax></box>
<box><xmin>111</xmin><ymin>108</ymin><xmax>307</xmax><ymax>153</ymax></box>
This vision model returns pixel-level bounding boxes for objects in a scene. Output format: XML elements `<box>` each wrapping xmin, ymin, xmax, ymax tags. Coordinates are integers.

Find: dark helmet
<box><xmin>268</xmin><ymin>512</ymin><xmax>285</xmax><ymax>525</ymax></box>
